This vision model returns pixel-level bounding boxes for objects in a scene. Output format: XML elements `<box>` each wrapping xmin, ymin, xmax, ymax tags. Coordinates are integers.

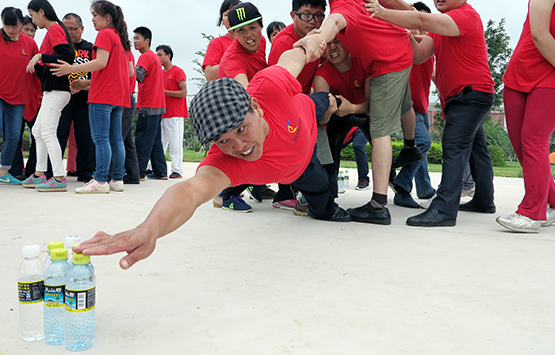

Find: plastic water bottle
<box><xmin>344</xmin><ymin>170</ymin><xmax>350</xmax><ymax>188</ymax></box>
<box><xmin>44</xmin><ymin>248</ymin><xmax>70</xmax><ymax>345</ymax></box>
<box><xmin>338</xmin><ymin>171</ymin><xmax>344</xmax><ymax>188</ymax></box>
<box><xmin>64</xmin><ymin>236</ymin><xmax>81</xmax><ymax>265</ymax></box>
<box><xmin>18</xmin><ymin>245</ymin><xmax>44</xmax><ymax>342</ymax></box>
<box><xmin>43</xmin><ymin>241</ymin><xmax>64</xmax><ymax>274</ymax></box>
<box><xmin>65</xmin><ymin>253</ymin><xmax>96</xmax><ymax>351</ymax></box>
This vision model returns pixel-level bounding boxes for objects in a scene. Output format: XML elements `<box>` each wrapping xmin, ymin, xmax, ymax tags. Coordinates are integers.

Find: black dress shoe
<box><xmin>347</xmin><ymin>202</ymin><xmax>391</xmax><ymax>225</ymax></box>
<box><xmin>458</xmin><ymin>200</ymin><xmax>496</xmax><ymax>213</ymax></box>
<box><xmin>392</xmin><ymin>147</ymin><xmax>425</xmax><ymax>169</ymax></box>
<box><xmin>309</xmin><ymin>205</ymin><xmax>352</xmax><ymax>222</ymax></box>
<box><xmin>123</xmin><ymin>175</ymin><xmax>140</xmax><ymax>184</ymax></box>
<box><xmin>406</xmin><ymin>208</ymin><xmax>456</xmax><ymax>227</ymax></box>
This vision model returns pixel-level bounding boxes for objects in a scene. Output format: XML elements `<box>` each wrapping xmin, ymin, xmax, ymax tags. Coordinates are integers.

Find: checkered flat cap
<box><xmin>190</xmin><ymin>77</ymin><xmax>251</xmax><ymax>144</ymax></box>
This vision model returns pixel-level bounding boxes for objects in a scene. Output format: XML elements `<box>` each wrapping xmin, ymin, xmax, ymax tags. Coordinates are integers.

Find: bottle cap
<box><xmin>51</xmin><ymin>248</ymin><xmax>68</xmax><ymax>261</ymax></box>
<box><xmin>22</xmin><ymin>245</ymin><xmax>40</xmax><ymax>258</ymax></box>
<box><xmin>47</xmin><ymin>241</ymin><xmax>64</xmax><ymax>252</ymax></box>
<box><xmin>73</xmin><ymin>253</ymin><xmax>90</xmax><ymax>265</ymax></box>
<box><xmin>64</xmin><ymin>235</ymin><xmax>81</xmax><ymax>249</ymax></box>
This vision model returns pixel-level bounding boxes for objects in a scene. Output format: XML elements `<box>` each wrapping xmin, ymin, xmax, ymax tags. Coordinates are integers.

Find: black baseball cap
<box><xmin>228</xmin><ymin>2</ymin><xmax>262</xmax><ymax>31</ymax></box>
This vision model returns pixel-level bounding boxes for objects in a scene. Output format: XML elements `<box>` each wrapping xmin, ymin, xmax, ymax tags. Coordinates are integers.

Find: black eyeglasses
<box><xmin>294</xmin><ymin>10</ymin><xmax>325</xmax><ymax>23</ymax></box>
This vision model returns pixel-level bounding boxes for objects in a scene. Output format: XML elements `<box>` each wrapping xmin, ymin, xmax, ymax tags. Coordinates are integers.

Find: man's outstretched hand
<box><xmin>72</xmin><ymin>228</ymin><xmax>157</xmax><ymax>270</ymax></box>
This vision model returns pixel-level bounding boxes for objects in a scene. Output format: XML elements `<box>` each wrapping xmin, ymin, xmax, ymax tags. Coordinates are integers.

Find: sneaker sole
<box><xmin>36</xmin><ymin>187</ymin><xmax>67</xmax><ymax>192</ymax></box>
<box><xmin>272</xmin><ymin>202</ymin><xmax>295</xmax><ymax>211</ymax></box>
<box><xmin>355</xmin><ymin>186</ymin><xmax>369</xmax><ymax>190</ymax></box>
<box><xmin>292</xmin><ymin>209</ymin><xmax>309</xmax><ymax>217</ymax></box>
<box><xmin>110</xmin><ymin>188</ymin><xmax>124</xmax><ymax>192</ymax></box>
<box><xmin>23</xmin><ymin>184</ymin><xmax>42</xmax><ymax>188</ymax></box>
<box><xmin>541</xmin><ymin>220</ymin><xmax>555</xmax><ymax>227</ymax></box>
<box><xmin>222</xmin><ymin>207</ymin><xmax>252</xmax><ymax>213</ymax></box>
<box><xmin>496</xmin><ymin>218</ymin><xmax>540</xmax><ymax>233</ymax></box>
<box><xmin>75</xmin><ymin>190</ymin><xmax>110</xmax><ymax>194</ymax></box>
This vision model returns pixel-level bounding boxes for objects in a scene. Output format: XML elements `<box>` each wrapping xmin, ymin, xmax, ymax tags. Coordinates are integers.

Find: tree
<box><xmin>484</xmin><ymin>18</ymin><xmax>513</xmax><ymax>110</ymax></box>
<box><xmin>191</xmin><ymin>33</ymin><xmax>215</xmax><ymax>89</ymax></box>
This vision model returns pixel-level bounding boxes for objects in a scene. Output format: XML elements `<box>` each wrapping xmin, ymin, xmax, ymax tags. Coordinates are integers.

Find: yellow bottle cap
<box><xmin>72</xmin><ymin>253</ymin><xmax>90</xmax><ymax>265</ymax></box>
<box><xmin>47</xmin><ymin>241</ymin><xmax>64</xmax><ymax>252</ymax></box>
<box><xmin>50</xmin><ymin>248</ymin><xmax>68</xmax><ymax>261</ymax></box>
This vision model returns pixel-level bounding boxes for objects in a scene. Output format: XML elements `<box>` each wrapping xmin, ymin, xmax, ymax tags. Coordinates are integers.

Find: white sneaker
<box><xmin>419</xmin><ymin>194</ymin><xmax>437</xmax><ymax>209</ymax></box>
<box><xmin>75</xmin><ymin>179</ymin><xmax>110</xmax><ymax>194</ymax></box>
<box><xmin>461</xmin><ymin>189</ymin><xmax>475</xmax><ymax>198</ymax></box>
<box><xmin>496</xmin><ymin>213</ymin><xmax>541</xmax><ymax>233</ymax></box>
<box><xmin>109</xmin><ymin>180</ymin><xmax>124</xmax><ymax>192</ymax></box>
<box><xmin>542</xmin><ymin>206</ymin><xmax>555</xmax><ymax>227</ymax></box>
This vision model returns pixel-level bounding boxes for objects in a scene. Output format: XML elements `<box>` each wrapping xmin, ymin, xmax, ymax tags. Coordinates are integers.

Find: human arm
<box><xmin>73</xmin><ymin>165</ymin><xmax>232</xmax><ymax>269</ymax></box>
<box><xmin>378</xmin><ymin>0</ymin><xmax>412</xmax><ymax>10</ymax></box>
<box><xmin>165</xmin><ymin>79</ymin><xmax>188</xmax><ymax>98</ymax></box>
<box><xmin>233</xmin><ymin>73</ymin><xmax>250</xmax><ymax>90</ymax></box>
<box><xmin>51</xmin><ymin>48</ymin><xmax>110</xmax><ymax>76</ymax></box>
<box><xmin>530</xmin><ymin>0</ymin><xmax>555</xmax><ymax>67</ymax></box>
<box><xmin>335</xmin><ymin>95</ymin><xmax>369</xmax><ymax>117</ymax></box>
<box><xmin>129</xmin><ymin>60</ymin><xmax>134</xmax><ymax>77</ymax></box>
<box><xmin>365</xmin><ymin>0</ymin><xmax>461</xmax><ymax>37</ymax></box>
<box><xmin>204</xmin><ymin>65</ymin><xmax>219</xmax><ymax>81</ymax></box>
<box><xmin>409</xmin><ymin>32</ymin><xmax>434</xmax><ymax>64</ymax></box>
<box><xmin>70</xmin><ymin>79</ymin><xmax>91</xmax><ymax>94</ymax></box>
<box><xmin>293</xmin><ymin>13</ymin><xmax>347</xmax><ymax>62</ymax></box>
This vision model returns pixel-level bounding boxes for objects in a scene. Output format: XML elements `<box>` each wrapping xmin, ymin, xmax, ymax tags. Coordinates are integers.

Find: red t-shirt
<box><xmin>504</xmin><ymin>2</ymin><xmax>555</xmax><ymax>93</ymax></box>
<box><xmin>137</xmin><ymin>50</ymin><xmax>166</xmax><ymax>109</ymax></box>
<box><xmin>88</xmin><ymin>28</ymin><xmax>130</xmax><ymax>107</ymax></box>
<box><xmin>315</xmin><ymin>55</ymin><xmax>367</xmax><ymax>104</ymax></box>
<box><xmin>218</xmin><ymin>37</ymin><xmax>267</xmax><ymax>81</ymax></box>
<box><xmin>128</xmin><ymin>50</ymin><xmax>136</xmax><ymax>94</ymax></box>
<box><xmin>39</xmin><ymin>23</ymin><xmax>67</xmax><ymax>62</ymax></box>
<box><xmin>409</xmin><ymin>56</ymin><xmax>434</xmax><ymax>114</ymax></box>
<box><xmin>429</xmin><ymin>3</ymin><xmax>494</xmax><ymax>107</ymax></box>
<box><xmin>0</xmin><ymin>33</ymin><xmax>39</xmax><ymax>106</ymax></box>
<box><xmin>330</xmin><ymin>0</ymin><xmax>412</xmax><ymax>78</ymax></box>
<box><xmin>162</xmin><ymin>65</ymin><xmax>188</xmax><ymax>118</ymax></box>
<box><xmin>268</xmin><ymin>24</ymin><xmax>321</xmax><ymax>94</ymax></box>
<box><xmin>202</xmin><ymin>33</ymin><xmax>234</xmax><ymax>69</ymax></box>
<box><xmin>199</xmin><ymin>66</ymin><xmax>318</xmax><ymax>185</ymax></box>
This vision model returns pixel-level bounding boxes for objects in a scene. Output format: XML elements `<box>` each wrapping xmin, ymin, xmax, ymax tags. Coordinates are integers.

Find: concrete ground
<box><xmin>1</xmin><ymin>162</ymin><xmax>554</xmax><ymax>355</ymax></box>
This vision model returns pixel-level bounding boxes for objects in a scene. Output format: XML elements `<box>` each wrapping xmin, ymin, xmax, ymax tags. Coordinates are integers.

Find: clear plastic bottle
<box><xmin>344</xmin><ymin>170</ymin><xmax>350</xmax><ymax>188</ymax></box>
<box><xmin>43</xmin><ymin>241</ymin><xmax>64</xmax><ymax>274</ymax></box>
<box><xmin>18</xmin><ymin>245</ymin><xmax>44</xmax><ymax>342</ymax></box>
<box><xmin>65</xmin><ymin>253</ymin><xmax>96</xmax><ymax>351</ymax></box>
<box><xmin>338</xmin><ymin>171</ymin><xmax>344</xmax><ymax>188</ymax></box>
<box><xmin>64</xmin><ymin>236</ymin><xmax>81</xmax><ymax>267</ymax></box>
<box><xmin>44</xmin><ymin>248</ymin><xmax>70</xmax><ymax>345</ymax></box>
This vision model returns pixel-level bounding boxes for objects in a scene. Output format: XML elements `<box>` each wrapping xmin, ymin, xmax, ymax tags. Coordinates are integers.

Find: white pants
<box><xmin>161</xmin><ymin>116</ymin><xmax>184</xmax><ymax>175</ymax></box>
<box><xmin>33</xmin><ymin>91</ymin><xmax>71</xmax><ymax>177</ymax></box>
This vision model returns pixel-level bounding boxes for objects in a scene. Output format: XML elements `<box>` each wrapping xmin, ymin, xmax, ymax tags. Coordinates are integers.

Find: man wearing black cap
<box><xmin>73</xmin><ymin>42</ymin><xmax>356</xmax><ymax>270</ymax></box>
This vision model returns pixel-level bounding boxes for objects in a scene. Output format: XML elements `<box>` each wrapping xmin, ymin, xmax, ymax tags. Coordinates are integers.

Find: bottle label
<box><xmin>44</xmin><ymin>284</ymin><xmax>65</xmax><ymax>307</ymax></box>
<box><xmin>18</xmin><ymin>280</ymin><xmax>44</xmax><ymax>304</ymax></box>
<box><xmin>65</xmin><ymin>286</ymin><xmax>95</xmax><ymax>312</ymax></box>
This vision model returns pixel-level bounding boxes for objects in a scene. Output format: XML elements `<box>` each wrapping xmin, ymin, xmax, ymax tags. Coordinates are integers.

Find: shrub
<box><xmin>488</xmin><ymin>145</ymin><xmax>506</xmax><ymax>167</ymax></box>
<box><xmin>427</xmin><ymin>143</ymin><xmax>443</xmax><ymax>164</ymax></box>
<box><xmin>340</xmin><ymin>144</ymin><xmax>355</xmax><ymax>161</ymax></box>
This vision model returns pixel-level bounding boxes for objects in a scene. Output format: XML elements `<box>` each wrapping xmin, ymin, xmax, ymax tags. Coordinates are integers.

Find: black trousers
<box><xmin>292</xmin><ymin>145</ymin><xmax>336</xmax><ymax>219</ymax></box>
<box><xmin>324</xmin><ymin>114</ymin><xmax>371</xmax><ymax>197</ymax></box>
<box><xmin>57</xmin><ymin>101</ymin><xmax>95</xmax><ymax>181</ymax></box>
<box><xmin>122</xmin><ymin>94</ymin><xmax>140</xmax><ymax>180</ymax></box>
<box><xmin>430</xmin><ymin>87</ymin><xmax>495</xmax><ymax>219</ymax></box>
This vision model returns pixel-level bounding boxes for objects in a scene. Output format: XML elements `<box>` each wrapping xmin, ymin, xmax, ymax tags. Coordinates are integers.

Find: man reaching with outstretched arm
<box><xmin>73</xmin><ymin>42</ymin><xmax>356</xmax><ymax>270</ymax></box>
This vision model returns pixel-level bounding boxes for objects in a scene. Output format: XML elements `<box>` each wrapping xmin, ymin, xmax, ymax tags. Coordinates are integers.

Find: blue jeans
<box><xmin>394</xmin><ymin>110</ymin><xmax>435</xmax><ymax>198</ymax></box>
<box><xmin>0</xmin><ymin>99</ymin><xmax>24</xmax><ymax>170</ymax></box>
<box><xmin>352</xmin><ymin>129</ymin><xmax>369</xmax><ymax>180</ymax></box>
<box><xmin>135</xmin><ymin>113</ymin><xmax>167</xmax><ymax>178</ymax></box>
<box><xmin>89</xmin><ymin>103</ymin><xmax>125</xmax><ymax>182</ymax></box>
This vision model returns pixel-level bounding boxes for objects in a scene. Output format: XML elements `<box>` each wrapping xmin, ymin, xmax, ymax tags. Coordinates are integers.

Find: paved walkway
<box><xmin>1</xmin><ymin>163</ymin><xmax>554</xmax><ymax>354</ymax></box>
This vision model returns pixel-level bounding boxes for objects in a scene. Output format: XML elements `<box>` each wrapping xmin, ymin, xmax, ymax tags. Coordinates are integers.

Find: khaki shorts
<box><xmin>369</xmin><ymin>66</ymin><xmax>413</xmax><ymax>139</ymax></box>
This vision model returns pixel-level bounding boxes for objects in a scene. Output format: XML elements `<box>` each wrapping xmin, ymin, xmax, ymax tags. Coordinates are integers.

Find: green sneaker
<box><xmin>22</xmin><ymin>174</ymin><xmax>47</xmax><ymax>188</ymax></box>
<box><xmin>35</xmin><ymin>178</ymin><xmax>67</xmax><ymax>192</ymax></box>
<box><xmin>0</xmin><ymin>173</ymin><xmax>23</xmax><ymax>185</ymax></box>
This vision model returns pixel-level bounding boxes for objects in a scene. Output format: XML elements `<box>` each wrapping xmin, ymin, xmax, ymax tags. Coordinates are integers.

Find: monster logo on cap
<box><xmin>228</xmin><ymin>2</ymin><xmax>262</xmax><ymax>31</ymax></box>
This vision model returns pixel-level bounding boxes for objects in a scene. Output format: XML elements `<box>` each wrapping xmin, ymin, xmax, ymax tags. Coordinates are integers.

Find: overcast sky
<box><xmin>9</xmin><ymin>0</ymin><xmax>529</xmax><ymax>96</ymax></box>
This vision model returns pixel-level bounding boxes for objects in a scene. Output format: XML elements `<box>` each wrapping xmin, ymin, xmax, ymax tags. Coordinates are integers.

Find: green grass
<box><xmin>336</xmin><ymin>160</ymin><xmax>555</xmax><ymax>179</ymax></box>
